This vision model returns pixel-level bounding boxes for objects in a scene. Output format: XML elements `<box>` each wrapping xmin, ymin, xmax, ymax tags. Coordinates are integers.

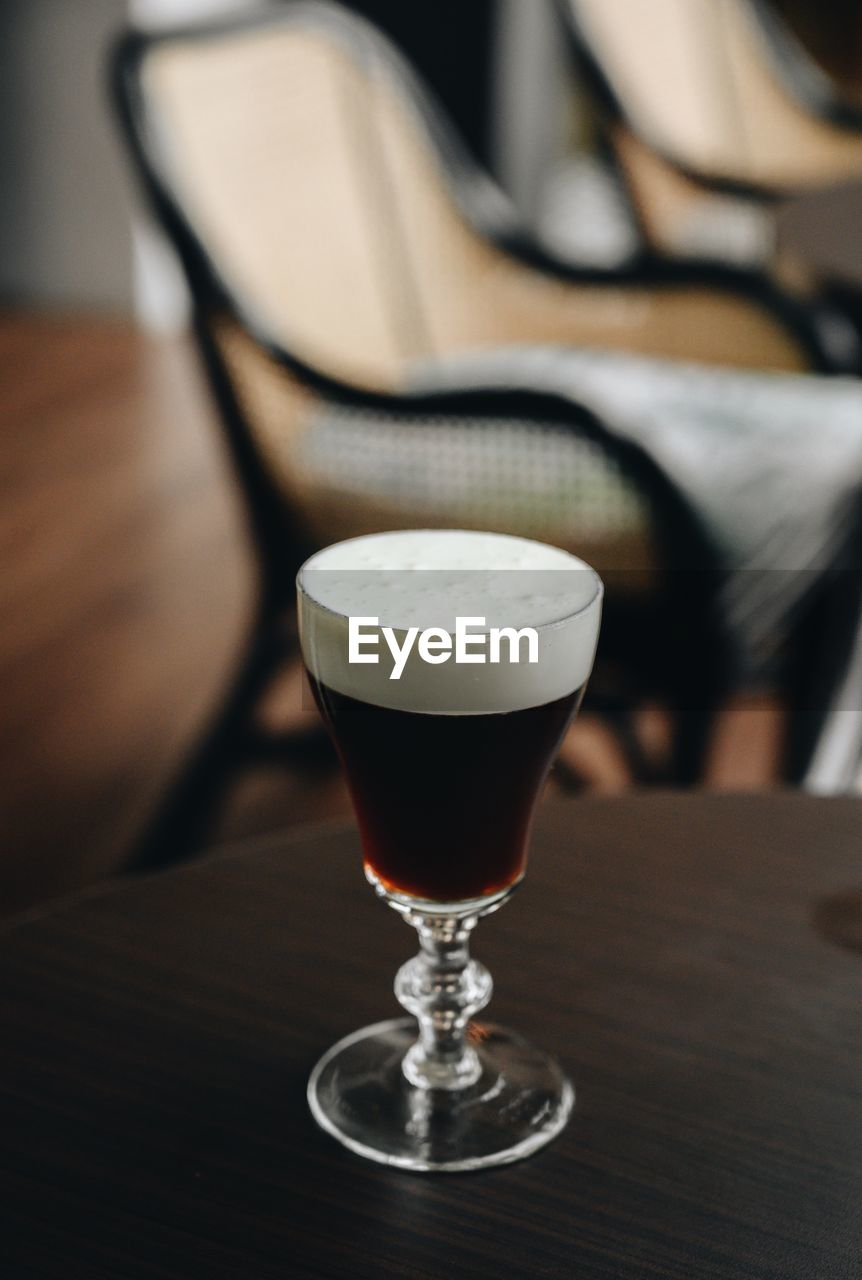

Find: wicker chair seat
<box><xmin>290</xmin><ymin>407</ymin><xmax>651</xmax><ymax>573</ymax></box>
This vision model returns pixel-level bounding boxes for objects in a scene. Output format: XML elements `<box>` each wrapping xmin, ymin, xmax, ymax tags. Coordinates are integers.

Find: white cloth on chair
<box><xmin>409</xmin><ymin>346</ymin><xmax>862</xmax><ymax>678</ymax></box>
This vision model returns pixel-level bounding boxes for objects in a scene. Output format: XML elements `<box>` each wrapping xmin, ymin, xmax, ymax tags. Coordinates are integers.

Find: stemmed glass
<box><xmin>298</xmin><ymin>530</ymin><xmax>603</xmax><ymax>1171</ymax></box>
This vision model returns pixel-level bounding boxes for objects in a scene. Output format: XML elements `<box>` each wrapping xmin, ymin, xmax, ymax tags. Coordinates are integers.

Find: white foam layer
<box><xmin>298</xmin><ymin>531</ymin><xmax>602</xmax><ymax>714</ymax></box>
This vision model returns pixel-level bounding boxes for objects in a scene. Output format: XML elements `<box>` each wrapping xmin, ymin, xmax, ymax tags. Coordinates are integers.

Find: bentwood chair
<box><xmin>558</xmin><ymin>0</ymin><xmax>862</xmax><ymax>260</ymax></box>
<box><xmin>111</xmin><ymin>2</ymin><xmax>861</xmax><ymax>866</ymax></box>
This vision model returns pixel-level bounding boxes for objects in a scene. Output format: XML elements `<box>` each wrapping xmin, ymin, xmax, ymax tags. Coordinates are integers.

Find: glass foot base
<box><xmin>308</xmin><ymin>1017</ymin><xmax>574</xmax><ymax>1172</ymax></box>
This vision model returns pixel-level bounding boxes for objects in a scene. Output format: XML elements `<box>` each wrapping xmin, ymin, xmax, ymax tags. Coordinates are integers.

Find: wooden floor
<box><xmin>0</xmin><ymin>311</ymin><xmax>784</xmax><ymax>921</ymax></box>
<box><xmin>0</xmin><ymin>311</ymin><xmax>404</xmax><ymax>919</ymax></box>
<box><xmin>0</xmin><ymin>312</ymin><xmax>249</xmax><ymax>915</ymax></box>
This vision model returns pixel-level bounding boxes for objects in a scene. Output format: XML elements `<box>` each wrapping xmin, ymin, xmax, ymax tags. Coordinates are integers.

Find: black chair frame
<box><xmin>115</xmin><ymin>1</ymin><xmax>817</xmax><ymax>867</ymax></box>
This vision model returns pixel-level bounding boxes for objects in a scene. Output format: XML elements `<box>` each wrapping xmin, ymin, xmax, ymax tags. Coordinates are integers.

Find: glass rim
<box><xmin>296</xmin><ymin>530</ymin><xmax>604</xmax><ymax>636</ymax></box>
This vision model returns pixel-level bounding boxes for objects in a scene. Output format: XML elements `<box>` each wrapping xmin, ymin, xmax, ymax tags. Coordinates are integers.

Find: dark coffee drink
<box><xmin>310</xmin><ymin>676</ymin><xmax>585</xmax><ymax>902</ymax></box>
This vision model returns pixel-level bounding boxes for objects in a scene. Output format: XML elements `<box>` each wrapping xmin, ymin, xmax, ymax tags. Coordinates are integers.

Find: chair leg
<box><xmin>785</xmin><ymin>565</ymin><xmax>862</xmax><ymax>787</ymax></box>
<box><xmin>128</xmin><ymin>622</ymin><xmax>289</xmax><ymax>874</ymax></box>
<box><xmin>669</xmin><ymin>697</ymin><xmax>722</xmax><ymax>786</ymax></box>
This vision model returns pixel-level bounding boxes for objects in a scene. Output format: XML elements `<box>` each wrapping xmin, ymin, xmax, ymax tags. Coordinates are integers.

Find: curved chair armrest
<box><xmin>242</xmin><ymin>316</ymin><xmax>726</xmax><ymax>582</ymax></box>
<box><xmin>488</xmin><ymin>232</ymin><xmax>858</xmax><ymax>375</ymax></box>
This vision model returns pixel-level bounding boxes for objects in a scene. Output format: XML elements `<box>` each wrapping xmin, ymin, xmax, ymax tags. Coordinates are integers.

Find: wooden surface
<box><xmin>0</xmin><ymin>312</ymin><xmax>355</xmax><ymax>919</ymax></box>
<box><xmin>0</xmin><ymin>312</ymin><xmax>251</xmax><ymax>913</ymax></box>
<box><xmin>2</xmin><ymin>793</ymin><xmax>862</xmax><ymax>1278</ymax></box>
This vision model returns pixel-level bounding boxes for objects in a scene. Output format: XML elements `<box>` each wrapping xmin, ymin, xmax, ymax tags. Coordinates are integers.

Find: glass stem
<box><xmin>394</xmin><ymin>913</ymin><xmax>493</xmax><ymax>1091</ymax></box>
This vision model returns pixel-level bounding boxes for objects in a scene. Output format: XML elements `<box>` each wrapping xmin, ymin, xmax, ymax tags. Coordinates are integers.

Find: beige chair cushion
<box><xmin>570</xmin><ymin>0</ymin><xmax>862</xmax><ymax>189</ymax></box>
<box><xmin>145</xmin><ymin>20</ymin><xmax>809</xmax><ymax>382</ymax></box>
<box><xmin>145</xmin><ymin>30</ymin><xmax>408</xmax><ymax>389</ymax></box>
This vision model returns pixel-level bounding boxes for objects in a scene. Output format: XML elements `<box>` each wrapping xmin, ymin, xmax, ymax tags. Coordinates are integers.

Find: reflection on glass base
<box><xmin>308</xmin><ymin>1017</ymin><xmax>573</xmax><ymax>1173</ymax></box>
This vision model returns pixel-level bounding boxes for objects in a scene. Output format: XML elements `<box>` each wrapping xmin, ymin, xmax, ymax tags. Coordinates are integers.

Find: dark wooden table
<box><xmin>2</xmin><ymin>794</ymin><xmax>862</xmax><ymax>1279</ymax></box>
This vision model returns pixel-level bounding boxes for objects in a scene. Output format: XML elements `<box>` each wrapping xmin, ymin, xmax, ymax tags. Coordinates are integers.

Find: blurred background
<box><xmin>3</xmin><ymin>0</ymin><xmax>862</xmax><ymax>918</ymax></box>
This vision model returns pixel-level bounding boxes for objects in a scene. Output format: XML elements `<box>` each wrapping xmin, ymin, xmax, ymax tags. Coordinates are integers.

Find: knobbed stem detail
<box><xmin>395</xmin><ymin>913</ymin><xmax>493</xmax><ymax>1091</ymax></box>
